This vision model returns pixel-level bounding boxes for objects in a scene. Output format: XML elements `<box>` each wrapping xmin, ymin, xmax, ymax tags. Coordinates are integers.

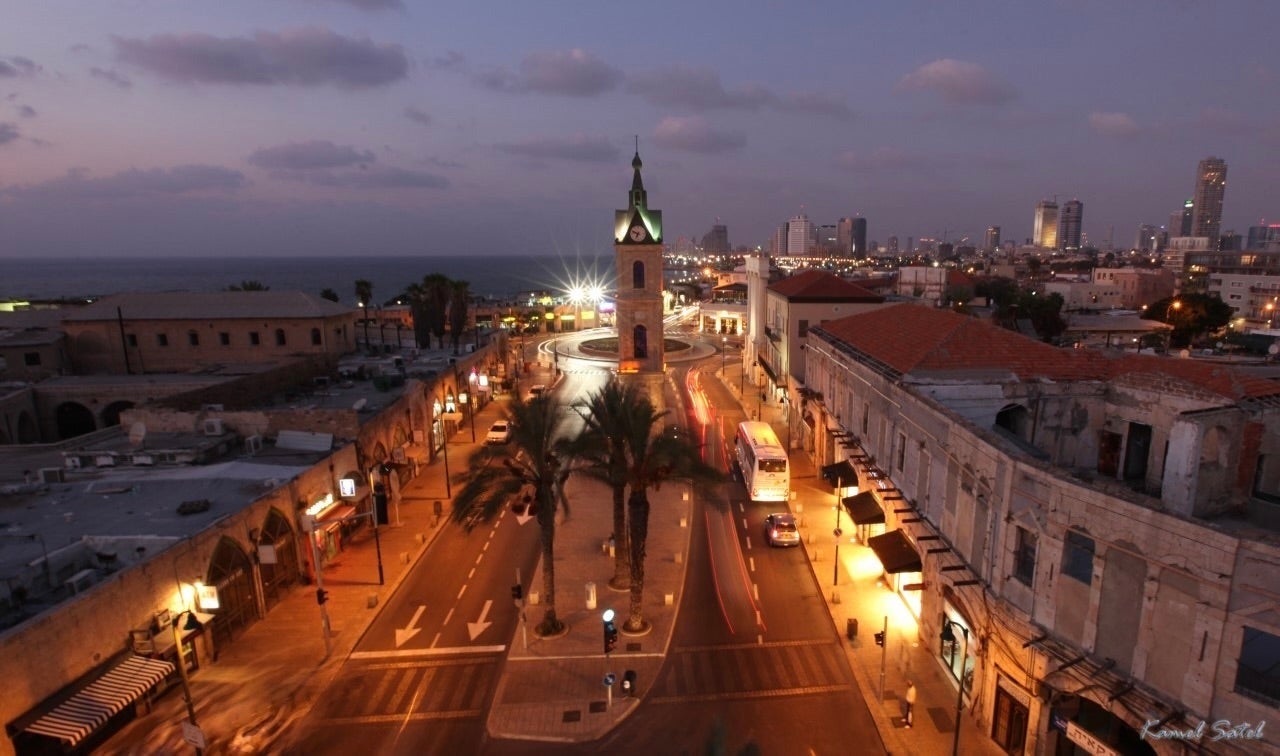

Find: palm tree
<box><xmin>618</xmin><ymin>393</ymin><xmax>724</xmax><ymax>633</ymax></box>
<box><xmin>226</xmin><ymin>280</ymin><xmax>269</xmax><ymax>291</ymax></box>
<box><xmin>566</xmin><ymin>380</ymin><xmax>642</xmax><ymax>589</ymax></box>
<box><xmin>319</xmin><ymin>288</ymin><xmax>339</xmax><ymax>302</ymax></box>
<box><xmin>451</xmin><ymin>395</ymin><xmax>571</xmax><ymax>636</ymax></box>
<box><xmin>448</xmin><ymin>279</ymin><xmax>471</xmax><ymax>355</ymax></box>
<box><xmin>354</xmin><ymin>279</ymin><xmax>373</xmax><ymax>348</ymax></box>
<box><xmin>421</xmin><ymin>273</ymin><xmax>451</xmax><ymax>350</ymax></box>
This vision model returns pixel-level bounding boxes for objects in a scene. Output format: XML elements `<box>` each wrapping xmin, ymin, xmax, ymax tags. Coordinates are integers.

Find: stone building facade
<box><xmin>803</xmin><ymin>302</ymin><xmax>1280</xmax><ymax>755</ymax></box>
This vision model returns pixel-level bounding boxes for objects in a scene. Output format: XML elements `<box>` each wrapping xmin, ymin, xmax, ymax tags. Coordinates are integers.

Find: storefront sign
<box><xmin>1066</xmin><ymin>722</ymin><xmax>1119</xmax><ymax>756</ymax></box>
<box><xmin>195</xmin><ymin>583</ymin><xmax>220</xmax><ymax>611</ymax></box>
<box><xmin>339</xmin><ymin>478</ymin><xmax>357</xmax><ymax>497</ymax></box>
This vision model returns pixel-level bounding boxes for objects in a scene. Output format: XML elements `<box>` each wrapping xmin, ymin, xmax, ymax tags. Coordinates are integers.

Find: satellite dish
<box><xmin>128</xmin><ymin>422</ymin><xmax>147</xmax><ymax>447</ymax></box>
<box><xmin>1269</xmin><ymin>344</ymin><xmax>1278</xmax><ymax>355</ymax></box>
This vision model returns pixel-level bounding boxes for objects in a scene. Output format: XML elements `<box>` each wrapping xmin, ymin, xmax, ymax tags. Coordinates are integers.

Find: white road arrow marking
<box><xmin>516</xmin><ymin>509</ymin><xmax>534</xmax><ymax>526</ymax></box>
<box><xmin>395</xmin><ymin>605</ymin><xmax>426</xmax><ymax>648</ymax></box>
<box><xmin>467</xmin><ymin>600</ymin><xmax>493</xmax><ymax>641</ymax></box>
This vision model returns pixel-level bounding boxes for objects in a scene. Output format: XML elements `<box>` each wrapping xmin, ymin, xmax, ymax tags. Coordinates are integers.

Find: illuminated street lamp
<box><xmin>1265</xmin><ymin>301</ymin><xmax>1275</xmax><ymax>329</ymax></box>
<box><xmin>172</xmin><ymin>611</ymin><xmax>206</xmax><ymax>754</ymax></box>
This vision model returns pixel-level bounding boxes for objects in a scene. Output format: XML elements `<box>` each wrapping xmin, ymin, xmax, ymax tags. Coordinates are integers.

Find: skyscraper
<box><xmin>1136</xmin><ymin>224</ymin><xmax>1158</xmax><ymax>252</ymax></box>
<box><xmin>1190</xmin><ymin>157</ymin><xmax>1227</xmax><ymax>244</ymax></box>
<box><xmin>700</xmin><ymin>223</ymin><xmax>729</xmax><ymax>254</ymax></box>
<box><xmin>985</xmin><ymin>226</ymin><xmax>1001</xmax><ymax>251</ymax></box>
<box><xmin>1059</xmin><ymin>200</ymin><xmax>1083</xmax><ymax>251</ymax></box>
<box><xmin>851</xmin><ymin>217</ymin><xmax>867</xmax><ymax>257</ymax></box>
<box><xmin>1033</xmin><ymin>200</ymin><xmax>1059</xmax><ymax>249</ymax></box>
<box><xmin>786</xmin><ymin>213</ymin><xmax>812</xmax><ymax>256</ymax></box>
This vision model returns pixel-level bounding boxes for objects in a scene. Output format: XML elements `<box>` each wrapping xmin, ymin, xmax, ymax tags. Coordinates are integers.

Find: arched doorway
<box><xmin>257</xmin><ymin>509</ymin><xmax>300</xmax><ymax>611</ymax></box>
<box><xmin>205</xmin><ymin>537</ymin><xmax>259</xmax><ymax>648</ymax></box>
<box><xmin>55</xmin><ymin>401</ymin><xmax>96</xmax><ymax>439</ymax></box>
<box><xmin>101</xmin><ymin>400</ymin><xmax>135</xmax><ymax>428</ymax></box>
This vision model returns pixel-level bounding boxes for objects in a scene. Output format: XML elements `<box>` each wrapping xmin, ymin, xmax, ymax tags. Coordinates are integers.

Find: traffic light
<box><xmin>603</xmin><ymin>618</ymin><xmax>618</xmax><ymax>654</ymax></box>
<box><xmin>873</xmin><ymin>631</ymin><xmax>885</xmax><ymax>647</ymax></box>
<box><xmin>316</xmin><ymin>588</ymin><xmax>329</xmax><ymax>605</ymax></box>
<box><xmin>511</xmin><ymin>584</ymin><xmax>524</xmax><ymax>601</ymax></box>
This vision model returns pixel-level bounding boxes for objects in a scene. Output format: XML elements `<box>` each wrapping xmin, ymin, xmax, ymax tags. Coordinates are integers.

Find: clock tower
<box><xmin>613</xmin><ymin>149</ymin><xmax>665</xmax><ymax>403</ymax></box>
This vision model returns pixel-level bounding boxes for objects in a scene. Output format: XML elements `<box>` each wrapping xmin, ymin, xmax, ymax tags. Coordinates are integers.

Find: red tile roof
<box><xmin>813</xmin><ymin>303</ymin><xmax>1280</xmax><ymax>400</ymax></box>
<box><xmin>768</xmin><ymin>270</ymin><xmax>883</xmax><ymax>301</ymax></box>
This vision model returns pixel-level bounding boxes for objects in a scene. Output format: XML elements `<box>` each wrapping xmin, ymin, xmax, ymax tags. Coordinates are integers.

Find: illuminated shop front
<box><xmin>304</xmin><ymin>491</ymin><xmax>355</xmax><ymax>565</ymax></box>
<box><xmin>867</xmin><ymin>528</ymin><xmax>923</xmax><ymax>619</ymax></box>
<box><xmin>940</xmin><ymin>600</ymin><xmax>975</xmax><ymax>696</ymax></box>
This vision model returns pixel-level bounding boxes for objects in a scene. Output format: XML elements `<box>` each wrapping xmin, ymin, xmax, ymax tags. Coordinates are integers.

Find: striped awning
<box><xmin>24</xmin><ymin>655</ymin><xmax>174</xmax><ymax>746</ymax></box>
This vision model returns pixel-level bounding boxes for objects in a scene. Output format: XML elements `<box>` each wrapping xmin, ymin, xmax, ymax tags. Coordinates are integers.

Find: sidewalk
<box><xmin>730</xmin><ymin>364</ymin><xmax>1005</xmax><ymax>756</ymax></box>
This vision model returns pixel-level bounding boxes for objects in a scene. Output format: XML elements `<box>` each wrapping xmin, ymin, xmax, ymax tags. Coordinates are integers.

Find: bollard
<box><xmin>674</xmin><ymin>551</ymin><xmax>682</xmax><ymax>564</ymax></box>
<box><xmin>664</xmin><ymin>592</ymin><xmax>674</xmax><ymax>606</ymax></box>
<box><xmin>586</xmin><ymin>582</ymin><xmax>597</xmax><ymax>610</ymax></box>
<box><xmin>846</xmin><ymin>617</ymin><xmax>858</xmax><ymax>640</ymax></box>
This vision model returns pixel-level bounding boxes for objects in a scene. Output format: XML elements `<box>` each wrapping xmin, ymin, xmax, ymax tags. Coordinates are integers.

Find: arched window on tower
<box><xmin>633</xmin><ymin>324</ymin><xmax>648</xmax><ymax>359</ymax></box>
<box><xmin>633</xmin><ymin>260</ymin><xmax>645</xmax><ymax>289</ymax></box>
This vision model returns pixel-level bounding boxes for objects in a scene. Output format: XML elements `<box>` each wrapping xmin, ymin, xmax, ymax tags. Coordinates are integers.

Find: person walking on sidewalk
<box><xmin>905</xmin><ymin>681</ymin><xmax>917</xmax><ymax>728</ymax></box>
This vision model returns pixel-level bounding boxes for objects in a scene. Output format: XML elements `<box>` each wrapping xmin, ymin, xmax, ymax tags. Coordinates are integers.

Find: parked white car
<box><xmin>485</xmin><ymin>421</ymin><xmax>512</xmax><ymax>445</ymax></box>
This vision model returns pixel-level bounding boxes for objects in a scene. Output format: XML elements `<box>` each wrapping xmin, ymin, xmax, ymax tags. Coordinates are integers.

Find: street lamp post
<box><xmin>721</xmin><ymin>336</ymin><xmax>727</xmax><ymax>379</ymax></box>
<box><xmin>940</xmin><ymin>619</ymin><xmax>970</xmax><ymax>756</ymax></box>
<box><xmin>171</xmin><ymin>611</ymin><xmax>206</xmax><ymax>755</ymax></box>
<box><xmin>833</xmin><ymin>476</ymin><xmax>843</xmax><ymax>587</ymax></box>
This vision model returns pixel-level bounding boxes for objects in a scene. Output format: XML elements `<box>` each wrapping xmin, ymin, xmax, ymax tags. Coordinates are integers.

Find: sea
<box><xmin>0</xmin><ymin>254</ymin><xmax>617</xmax><ymax>304</ymax></box>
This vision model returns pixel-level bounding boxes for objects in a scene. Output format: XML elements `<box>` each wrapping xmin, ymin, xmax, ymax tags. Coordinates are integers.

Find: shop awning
<box><xmin>867</xmin><ymin>529</ymin><xmax>922</xmax><ymax>574</ymax></box>
<box><xmin>758</xmin><ymin>357</ymin><xmax>779</xmax><ymax>383</ymax></box>
<box><xmin>821</xmin><ymin>460</ymin><xmax>859</xmax><ymax>488</ymax></box>
<box><xmin>842</xmin><ymin>491</ymin><xmax>885</xmax><ymax>525</ymax></box>
<box><xmin>23</xmin><ymin>655</ymin><xmax>174</xmax><ymax>747</ymax></box>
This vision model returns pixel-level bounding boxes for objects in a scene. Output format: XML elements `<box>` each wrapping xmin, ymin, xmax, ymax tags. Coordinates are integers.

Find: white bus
<box><xmin>734</xmin><ymin>421</ymin><xmax>789</xmax><ymax>502</ymax></box>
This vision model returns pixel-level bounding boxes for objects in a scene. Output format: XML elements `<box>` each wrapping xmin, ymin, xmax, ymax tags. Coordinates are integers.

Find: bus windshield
<box><xmin>758</xmin><ymin>459</ymin><xmax>787</xmax><ymax>473</ymax></box>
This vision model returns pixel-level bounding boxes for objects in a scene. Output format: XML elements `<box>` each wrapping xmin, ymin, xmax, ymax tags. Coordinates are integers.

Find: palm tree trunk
<box><xmin>625</xmin><ymin>489</ymin><xmax>650</xmax><ymax>632</ymax></box>
<box><xmin>609</xmin><ymin>483</ymin><xmax>629</xmax><ymax>590</ymax></box>
<box><xmin>536</xmin><ymin>488</ymin><xmax>562</xmax><ymax>635</ymax></box>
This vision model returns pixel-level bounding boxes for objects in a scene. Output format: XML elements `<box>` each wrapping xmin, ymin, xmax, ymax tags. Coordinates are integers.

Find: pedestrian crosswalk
<box><xmin>308</xmin><ymin>655</ymin><xmax>502</xmax><ymax>725</ymax></box>
<box><xmin>649</xmin><ymin>640</ymin><xmax>852</xmax><ymax>704</ymax></box>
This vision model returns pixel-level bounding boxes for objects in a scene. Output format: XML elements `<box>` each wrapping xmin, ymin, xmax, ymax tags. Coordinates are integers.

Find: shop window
<box><xmin>1062</xmin><ymin>530</ymin><xmax>1094</xmax><ymax>584</ymax></box>
<box><xmin>1013</xmin><ymin>527</ymin><xmax>1036</xmax><ymax>586</ymax></box>
<box><xmin>1236</xmin><ymin>626</ymin><xmax>1280</xmax><ymax>705</ymax></box>
<box><xmin>188</xmin><ymin>331</ymin><xmax>200</xmax><ymax>346</ymax></box>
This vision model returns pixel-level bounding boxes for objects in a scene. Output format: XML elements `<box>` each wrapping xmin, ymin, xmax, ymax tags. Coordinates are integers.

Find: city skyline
<box><xmin>1</xmin><ymin>1</ymin><xmax>1277</xmax><ymax>259</ymax></box>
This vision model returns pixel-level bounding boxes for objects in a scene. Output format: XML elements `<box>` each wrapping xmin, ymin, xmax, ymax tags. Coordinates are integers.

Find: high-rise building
<box><xmin>851</xmin><ymin>217</ymin><xmax>867</xmax><ymax>257</ymax></box>
<box><xmin>1168</xmin><ymin>199</ymin><xmax>1194</xmax><ymax>238</ymax></box>
<box><xmin>786</xmin><ymin>213</ymin><xmax>812</xmax><ymax>256</ymax></box>
<box><xmin>985</xmin><ymin>226</ymin><xmax>1001</xmax><ymax>251</ymax></box>
<box><xmin>1059</xmin><ymin>200</ymin><xmax>1083</xmax><ymax>251</ymax></box>
<box><xmin>816</xmin><ymin>224</ymin><xmax>838</xmax><ymax>255</ymax></box>
<box><xmin>886</xmin><ymin>236</ymin><xmax>899</xmax><ymax>254</ymax></box>
<box><xmin>1136</xmin><ymin>224</ymin><xmax>1159</xmax><ymax>252</ymax></box>
<box><xmin>700</xmin><ymin>223</ymin><xmax>729</xmax><ymax>254</ymax></box>
<box><xmin>905</xmin><ymin>236</ymin><xmax>913</xmax><ymax>255</ymax></box>
<box><xmin>1247</xmin><ymin>224</ymin><xmax>1280</xmax><ymax>251</ymax></box>
<box><xmin>772</xmin><ymin>223</ymin><xmax>788</xmax><ymax>256</ymax></box>
<box><xmin>1033</xmin><ymin>200</ymin><xmax>1059</xmax><ymax>249</ymax></box>
<box><xmin>1190</xmin><ymin>157</ymin><xmax>1227</xmax><ymax>244</ymax></box>
<box><xmin>837</xmin><ymin>218</ymin><xmax>853</xmax><ymax>256</ymax></box>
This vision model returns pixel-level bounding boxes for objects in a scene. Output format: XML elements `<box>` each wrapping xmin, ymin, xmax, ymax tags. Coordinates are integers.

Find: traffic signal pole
<box><xmin>305</xmin><ymin>516</ymin><xmax>333</xmax><ymax>659</ymax></box>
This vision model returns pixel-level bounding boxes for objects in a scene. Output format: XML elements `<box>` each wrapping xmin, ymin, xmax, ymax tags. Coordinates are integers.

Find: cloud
<box><xmin>297</xmin><ymin>0</ymin><xmax>404</xmax><ymax>10</ymax></box>
<box><xmin>0</xmin><ymin>56</ymin><xmax>41</xmax><ymax>78</ymax></box>
<box><xmin>425</xmin><ymin>50</ymin><xmax>465</xmax><ymax>71</ymax></box>
<box><xmin>784</xmin><ymin>91</ymin><xmax>853</xmax><ymax>118</ymax></box>
<box><xmin>113</xmin><ymin>27</ymin><xmax>408</xmax><ymax>88</ymax></box>
<box><xmin>477</xmin><ymin>49</ymin><xmax>621</xmax><ymax>96</ymax></box>
<box><xmin>291</xmin><ymin>166</ymin><xmax>449</xmax><ymax>189</ymax></box>
<box><xmin>628</xmin><ymin>65</ymin><xmax>772</xmax><ymax>110</ymax></box>
<box><xmin>835</xmin><ymin>147</ymin><xmax>931</xmax><ymax>172</ymax></box>
<box><xmin>652</xmin><ymin>116</ymin><xmax>745</xmax><ymax>154</ymax></box>
<box><xmin>897</xmin><ymin>59</ymin><xmax>1016</xmax><ymax>106</ymax></box>
<box><xmin>3</xmin><ymin>165</ymin><xmax>246</xmax><ymax>199</ymax></box>
<box><xmin>90</xmin><ymin>66</ymin><xmax>133</xmax><ymax>89</ymax></box>
<box><xmin>1194</xmin><ymin>106</ymin><xmax>1252</xmax><ymax>134</ymax></box>
<box><xmin>0</xmin><ymin>122</ymin><xmax>19</xmax><ymax>145</ymax></box>
<box><xmin>1088</xmin><ymin>111</ymin><xmax>1140</xmax><ymax>138</ymax></box>
<box><xmin>497</xmin><ymin>134</ymin><xmax>618</xmax><ymax>163</ymax></box>
<box><xmin>248</xmin><ymin>140</ymin><xmax>375</xmax><ymax>170</ymax></box>
<box><xmin>403</xmin><ymin>106</ymin><xmax>431</xmax><ymax>126</ymax></box>
<box><xmin>17</xmin><ymin>104</ymin><xmax>36</xmax><ymax>118</ymax></box>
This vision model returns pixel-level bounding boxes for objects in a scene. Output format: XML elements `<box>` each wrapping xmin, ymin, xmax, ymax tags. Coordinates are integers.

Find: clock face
<box><xmin>629</xmin><ymin>225</ymin><xmax>647</xmax><ymax>242</ymax></box>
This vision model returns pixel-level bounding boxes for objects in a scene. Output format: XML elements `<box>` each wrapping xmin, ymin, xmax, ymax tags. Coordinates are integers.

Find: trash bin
<box><xmin>622</xmin><ymin>670</ymin><xmax>636</xmax><ymax>696</ymax></box>
<box><xmin>846</xmin><ymin>618</ymin><xmax>858</xmax><ymax>641</ymax></box>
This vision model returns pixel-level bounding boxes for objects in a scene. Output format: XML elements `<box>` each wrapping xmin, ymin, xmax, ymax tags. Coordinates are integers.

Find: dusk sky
<box><xmin>1</xmin><ymin>0</ymin><xmax>1277</xmax><ymax>259</ymax></box>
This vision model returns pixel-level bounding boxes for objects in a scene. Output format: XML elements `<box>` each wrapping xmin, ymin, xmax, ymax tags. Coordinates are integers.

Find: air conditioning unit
<box><xmin>202</xmin><ymin>418</ymin><xmax>225</xmax><ymax>436</ymax></box>
<box><xmin>202</xmin><ymin>403</ymin><xmax>225</xmax><ymax>411</ymax></box>
<box><xmin>94</xmin><ymin>454</ymin><xmax>116</xmax><ymax>467</ymax></box>
<box><xmin>244</xmin><ymin>435</ymin><xmax>263</xmax><ymax>454</ymax></box>
<box><xmin>132</xmin><ymin>454</ymin><xmax>154</xmax><ymax>466</ymax></box>
<box><xmin>39</xmin><ymin>467</ymin><xmax>65</xmax><ymax>484</ymax></box>
<box><xmin>64</xmin><ymin>456</ymin><xmax>82</xmax><ymax>470</ymax></box>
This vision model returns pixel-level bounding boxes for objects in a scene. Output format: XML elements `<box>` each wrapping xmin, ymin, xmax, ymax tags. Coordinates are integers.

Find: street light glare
<box><xmin>602</xmin><ymin>608</ymin><xmax>615</xmax><ymax>622</ymax></box>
